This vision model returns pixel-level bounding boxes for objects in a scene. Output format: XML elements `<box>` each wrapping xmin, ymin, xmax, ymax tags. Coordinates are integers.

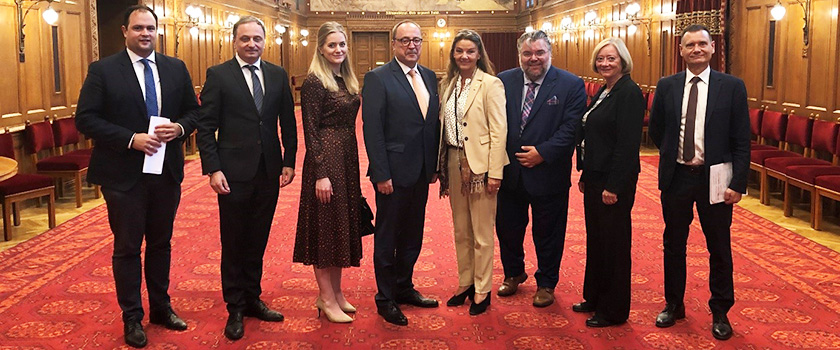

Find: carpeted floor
<box><xmin>2</xmin><ymin>115</ymin><xmax>840</xmax><ymax>349</ymax></box>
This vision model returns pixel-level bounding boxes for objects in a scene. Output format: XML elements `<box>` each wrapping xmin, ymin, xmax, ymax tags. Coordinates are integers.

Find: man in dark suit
<box><xmin>196</xmin><ymin>16</ymin><xmax>297</xmax><ymax>340</ymax></box>
<box><xmin>495</xmin><ymin>30</ymin><xmax>587</xmax><ymax>308</ymax></box>
<box><xmin>648</xmin><ymin>24</ymin><xmax>750</xmax><ymax>341</ymax></box>
<box><xmin>362</xmin><ymin>20</ymin><xmax>441</xmax><ymax>326</ymax></box>
<box><xmin>75</xmin><ymin>5</ymin><xmax>198</xmax><ymax>348</ymax></box>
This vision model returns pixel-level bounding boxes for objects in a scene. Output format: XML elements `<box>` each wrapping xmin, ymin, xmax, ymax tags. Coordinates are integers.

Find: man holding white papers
<box><xmin>76</xmin><ymin>5</ymin><xmax>199</xmax><ymax>348</ymax></box>
<box><xmin>648</xmin><ymin>24</ymin><xmax>749</xmax><ymax>341</ymax></box>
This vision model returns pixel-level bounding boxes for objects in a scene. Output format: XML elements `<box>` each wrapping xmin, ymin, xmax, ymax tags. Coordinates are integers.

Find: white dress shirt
<box><xmin>235</xmin><ymin>54</ymin><xmax>265</xmax><ymax>98</ymax></box>
<box><xmin>677</xmin><ymin>66</ymin><xmax>711</xmax><ymax>166</ymax></box>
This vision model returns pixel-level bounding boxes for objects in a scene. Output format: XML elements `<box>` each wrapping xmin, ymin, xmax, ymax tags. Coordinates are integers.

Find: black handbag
<box><xmin>360</xmin><ymin>196</ymin><xmax>375</xmax><ymax>236</ymax></box>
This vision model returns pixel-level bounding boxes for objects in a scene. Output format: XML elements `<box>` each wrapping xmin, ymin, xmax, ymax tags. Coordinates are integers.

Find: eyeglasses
<box><xmin>596</xmin><ymin>56</ymin><xmax>619</xmax><ymax>63</ymax></box>
<box><xmin>396</xmin><ymin>37</ymin><xmax>423</xmax><ymax>46</ymax></box>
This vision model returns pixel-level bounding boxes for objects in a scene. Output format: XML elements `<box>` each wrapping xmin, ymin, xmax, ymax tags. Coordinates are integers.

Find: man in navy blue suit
<box><xmin>362</xmin><ymin>20</ymin><xmax>441</xmax><ymax>326</ymax></box>
<box><xmin>495</xmin><ymin>30</ymin><xmax>587</xmax><ymax>307</ymax></box>
<box><xmin>649</xmin><ymin>24</ymin><xmax>749</xmax><ymax>341</ymax></box>
<box><xmin>76</xmin><ymin>5</ymin><xmax>198</xmax><ymax>348</ymax></box>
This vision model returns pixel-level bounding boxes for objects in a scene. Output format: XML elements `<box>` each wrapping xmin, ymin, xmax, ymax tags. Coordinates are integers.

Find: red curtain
<box><xmin>479</xmin><ymin>32</ymin><xmax>522</xmax><ymax>74</ymax></box>
<box><xmin>673</xmin><ymin>0</ymin><xmax>727</xmax><ymax>73</ymax></box>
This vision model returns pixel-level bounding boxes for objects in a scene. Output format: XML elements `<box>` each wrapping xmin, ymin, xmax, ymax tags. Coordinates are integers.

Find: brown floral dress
<box><xmin>293</xmin><ymin>74</ymin><xmax>362</xmax><ymax>268</ymax></box>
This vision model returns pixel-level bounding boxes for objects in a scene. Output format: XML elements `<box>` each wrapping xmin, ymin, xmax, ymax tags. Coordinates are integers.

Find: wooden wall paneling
<box><xmin>23</xmin><ymin>7</ymin><xmax>46</xmax><ymax>115</ymax></box>
<box><xmin>836</xmin><ymin>0</ymin><xmax>840</xmax><ymax>115</ymax></box>
<box><xmin>64</xmin><ymin>12</ymin><xmax>86</xmax><ymax>107</ymax></box>
<box><xmin>805</xmin><ymin>0</ymin><xmax>836</xmax><ymax>113</ymax></box>
<box><xmin>781</xmin><ymin>1</ymin><xmax>807</xmax><ymax>108</ymax></box>
<box><xmin>0</xmin><ymin>4</ymin><xmax>21</xmax><ymax>120</ymax></box>
<box><xmin>743</xmin><ymin>5</ymin><xmax>769</xmax><ymax>104</ymax></box>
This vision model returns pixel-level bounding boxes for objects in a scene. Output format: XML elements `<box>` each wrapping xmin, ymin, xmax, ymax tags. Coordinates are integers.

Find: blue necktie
<box><xmin>246</xmin><ymin>65</ymin><xmax>264</xmax><ymax>114</ymax></box>
<box><xmin>141</xmin><ymin>58</ymin><xmax>158</xmax><ymax>118</ymax></box>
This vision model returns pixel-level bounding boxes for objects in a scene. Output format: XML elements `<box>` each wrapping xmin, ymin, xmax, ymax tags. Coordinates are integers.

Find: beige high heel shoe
<box><xmin>315</xmin><ymin>298</ymin><xmax>353</xmax><ymax>323</ymax></box>
<box><xmin>338</xmin><ymin>300</ymin><xmax>356</xmax><ymax>313</ymax></box>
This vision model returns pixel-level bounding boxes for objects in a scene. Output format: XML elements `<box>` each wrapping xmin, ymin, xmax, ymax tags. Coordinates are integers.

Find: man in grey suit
<box><xmin>362</xmin><ymin>20</ymin><xmax>441</xmax><ymax>326</ymax></box>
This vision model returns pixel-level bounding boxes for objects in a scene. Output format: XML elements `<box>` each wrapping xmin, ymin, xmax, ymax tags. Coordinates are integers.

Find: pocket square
<box><xmin>547</xmin><ymin>96</ymin><xmax>559</xmax><ymax>105</ymax></box>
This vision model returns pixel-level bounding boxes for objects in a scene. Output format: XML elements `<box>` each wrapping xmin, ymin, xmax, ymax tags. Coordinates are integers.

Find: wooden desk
<box><xmin>0</xmin><ymin>157</ymin><xmax>18</xmax><ymax>182</ymax></box>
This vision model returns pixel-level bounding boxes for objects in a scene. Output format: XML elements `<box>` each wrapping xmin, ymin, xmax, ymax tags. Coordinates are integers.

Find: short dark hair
<box><xmin>233</xmin><ymin>16</ymin><xmax>266</xmax><ymax>39</ymax></box>
<box><xmin>122</xmin><ymin>5</ymin><xmax>157</xmax><ymax>28</ymax></box>
<box><xmin>682</xmin><ymin>24</ymin><xmax>711</xmax><ymax>39</ymax></box>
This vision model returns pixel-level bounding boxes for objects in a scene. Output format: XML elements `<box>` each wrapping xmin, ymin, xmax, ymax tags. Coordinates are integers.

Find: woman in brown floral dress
<box><xmin>293</xmin><ymin>22</ymin><xmax>361</xmax><ymax>323</ymax></box>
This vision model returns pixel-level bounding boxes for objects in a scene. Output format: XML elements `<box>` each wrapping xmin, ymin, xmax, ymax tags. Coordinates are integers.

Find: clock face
<box><xmin>437</xmin><ymin>18</ymin><xmax>446</xmax><ymax>28</ymax></box>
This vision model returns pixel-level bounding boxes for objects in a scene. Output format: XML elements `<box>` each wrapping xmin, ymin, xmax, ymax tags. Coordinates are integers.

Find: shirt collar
<box><xmin>522</xmin><ymin>70</ymin><xmax>546</xmax><ymax>86</ymax></box>
<box><xmin>235</xmin><ymin>54</ymin><xmax>262</xmax><ymax>69</ymax></box>
<box><xmin>395</xmin><ymin>58</ymin><xmax>418</xmax><ymax>75</ymax></box>
<box><xmin>127</xmin><ymin>49</ymin><xmax>155</xmax><ymax>64</ymax></box>
<box><xmin>685</xmin><ymin>66</ymin><xmax>711</xmax><ymax>86</ymax></box>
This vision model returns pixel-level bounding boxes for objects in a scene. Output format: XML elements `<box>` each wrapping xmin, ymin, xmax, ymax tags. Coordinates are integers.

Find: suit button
<box><xmin>463</xmin><ymin>122</ymin><xmax>467</xmax><ymax>126</ymax></box>
<box><xmin>259</xmin><ymin>121</ymin><xmax>263</xmax><ymax>126</ymax></box>
<box><xmin>257</xmin><ymin>140</ymin><xmax>262</xmax><ymax>145</ymax></box>
<box><xmin>464</xmin><ymin>136</ymin><xmax>469</xmax><ymax>141</ymax></box>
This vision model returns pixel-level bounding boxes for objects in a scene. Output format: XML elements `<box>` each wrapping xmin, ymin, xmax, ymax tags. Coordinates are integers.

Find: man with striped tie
<box><xmin>495</xmin><ymin>30</ymin><xmax>587</xmax><ymax>307</ymax></box>
<box><xmin>76</xmin><ymin>5</ymin><xmax>199</xmax><ymax>348</ymax></box>
<box><xmin>196</xmin><ymin>16</ymin><xmax>297</xmax><ymax>341</ymax></box>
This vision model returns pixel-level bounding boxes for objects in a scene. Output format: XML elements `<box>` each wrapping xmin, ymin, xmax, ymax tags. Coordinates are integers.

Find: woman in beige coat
<box><xmin>437</xmin><ymin>29</ymin><xmax>508</xmax><ymax>315</ymax></box>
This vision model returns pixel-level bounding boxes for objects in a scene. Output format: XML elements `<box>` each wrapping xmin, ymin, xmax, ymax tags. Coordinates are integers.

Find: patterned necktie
<box><xmin>683</xmin><ymin>76</ymin><xmax>701</xmax><ymax>162</ymax></box>
<box><xmin>140</xmin><ymin>58</ymin><xmax>157</xmax><ymax>118</ymax></box>
<box><xmin>408</xmin><ymin>68</ymin><xmax>429</xmax><ymax>119</ymax></box>
<box><xmin>246</xmin><ymin>65</ymin><xmax>264</xmax><ymax>114</ymax></box>
<box><xmin>521</xmin><ymin>82</ymin><xmax>539</xmax><ymax>132</ymax></box>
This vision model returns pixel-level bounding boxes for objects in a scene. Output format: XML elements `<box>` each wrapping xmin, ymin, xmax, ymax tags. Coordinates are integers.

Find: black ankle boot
<box><xmin>446</xmin><ymin>285</ymin><xmax>475</xmax><ymax>306</ymax></box>
<box><xmin>469</xmin><ymin>293</ymin><xmax>490</xmax><ymax>315</ymax></box>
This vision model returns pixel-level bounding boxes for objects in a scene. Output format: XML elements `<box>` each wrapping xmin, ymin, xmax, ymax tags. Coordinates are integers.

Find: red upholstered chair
<box><xmin>767</xmin><ymin>121</ymin><xmax>840</xmax><ymax>227</ymax></box>
<box><xmin>749</xmin><ymin>110</ymin><xmax>790</xmax><ymax>203</ymax></box>
<box><xmin>0</xmin><ymin>131</ymin><xmax>55</xmax><ymax>241</ymax></box>
<box><xmin>759</xmin><ymin>114</ymin><xmax>814</xmax><ymax>200</ymax></box>
<box><xmin>25</xmin><ymin>119</ymin><xmax>95</xmax><ymax>208</ymax></box>
<box><xmin>52</xmin><ymin>116</ymin><xmax>93</xmax><ymax>158</ymax></box>
<box><xmin>814</xmin><ymin>175</ymin><xmax>840</xmax><ymax>230</ymax></box>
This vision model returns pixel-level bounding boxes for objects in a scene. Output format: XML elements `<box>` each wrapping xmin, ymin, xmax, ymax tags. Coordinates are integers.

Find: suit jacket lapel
<box><xmin>705</xmin><ymin>70</ymin><xmax>722</xmax><ymax>131</ymax></box>
<box><xmin>227</xmin><ymin>59</ymin><xmax>260</xmax><ymax>117</ymax></box>
<box><xmin>390</xmin><ymin>59</ymin><xmax>420</xmax><ymax>112</ymax></box>
<box><xmin>157</xmin><ymin>55</ymin><xmax>172</xmax><ymax>116</ymax></box>
<box><xmin>525</xmin><ymin>67</ymin><xmax>557</xmax><ymax>128</ymax></box>
<box><xmin>261</xmin><ymin>63</ymin><xmax>275</xmax><ymax>115</ymax></box>
<box><xmin>673</xmin><ymin>71</ymin><xmax>686</xmax><ymax>126</ymax></box>
<box><xmin>510</xmin><ymin>72</ymin><xmax>524</xmax><ymax>130</ymax></box>
<box><xmin>463</xmin><ymin>69</ymin><xmax>483</xmax><ymax>113</ymax></box>
<box><xmin>118</xmin><ymin>51</ymin><xmax>146</xmax><ymax>116</ymax></box>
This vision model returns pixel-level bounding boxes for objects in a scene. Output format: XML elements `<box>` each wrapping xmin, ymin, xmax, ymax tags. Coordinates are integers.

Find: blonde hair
<box><xmin>444</xmin><ymin>29</ymin><xmax>495</xmax><ymax>86</ymax></box>
<box><xmin>590</xmin><ymin>37</ymin><xmax>633</xmax><ymax>74</ymax></box>
<box><xmin>307</xmin><ymin>21</ymin><xmax>359</xmax><ymax>94</ymax></box>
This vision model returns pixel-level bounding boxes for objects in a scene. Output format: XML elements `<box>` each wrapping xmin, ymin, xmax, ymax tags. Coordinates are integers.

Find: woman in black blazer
<box><xmin>574</xmin><ymin>37</ymin><xmax>645</xmax><ymax>327</ymax></box>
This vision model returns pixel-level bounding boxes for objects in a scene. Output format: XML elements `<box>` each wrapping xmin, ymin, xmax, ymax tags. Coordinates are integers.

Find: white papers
<box><xmin>709</xmin><ymin>162</ymin><xmax>733</xmax><ymax>204</ymax></box>
<box><xmin>142</xmin><ymin>116</ymin><xmax>169</xmax><ymax>175</ymax></box>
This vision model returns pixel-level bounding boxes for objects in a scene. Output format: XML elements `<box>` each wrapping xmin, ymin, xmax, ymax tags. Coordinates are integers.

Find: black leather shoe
<box><xmin>149</xmin><ymin>308</ymin><xmax>187</xmax><ymax>331</ymax></box>
<box><xmin>468</xmin><ymin>293</ymin><xmax>490</xmax><ymax>315</ymax></box>
<box><xmin>447</xmin><ymin>285</ymin><xmax>475</xmax><ymax>306</ymax></box>
<box><xmin>572</xmin><ymin>301</ymin><xmax>596</xmax><ymax>313</ymax></box>
<box><xmin>655</xmin><ymin>303</ymin><xmax>686</xmax><ymax>328</ymax></box>
<box><xmin>395</xmin><ymin>290</ymin><xmax>439</xmax><ymax>308</ymax></box>
<box><xmin>244</xmin><ymin>300</ymin><xmax>284</xmax><ymax>322</ymax></box>
<box><xmin>224</xmin><ymin>312</ymin><xmax>244</xmax><ymax>340</ymax></box>
<box><xmin>124</xmin><ymin>321</ymin><xmax>147</xmax><ymax>348</ymax></box>
<box><xmin>712</xmin><ymin>313</ymin><xmax>733</xmax><ymax>340</ymax></box>
<box><xmin>377</xmin><ymin>301</ymin><xmax>408</xmax><ymax>326</ymax></box>
<box><xmin>586</xmin><ymin>315</ymin><xmax>625</xmax><ymax>328</ymax></box>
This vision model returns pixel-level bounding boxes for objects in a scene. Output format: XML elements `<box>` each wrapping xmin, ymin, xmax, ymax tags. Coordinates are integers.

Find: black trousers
<box><xmin>373</xmin><ymin>173</ymin><xmax>429</xmax><ymax>303</ymax></box>
<box><xmin>660</xmin><ymin>164</ymin><xmax>735</xmax><ymax>315</ymax></box>
<box><xmin>102</xmin><ymin>174</ymin><xmax>181</xmax><ymax>323</ymax></box>
<box><xmin>582</xmin><ymin>172</ymin><xmax>636</xmax><ymax>323</ymax></box>
<box><xmin>219</xmin><ymin>158</ymin><xmax>279</xmax><ymax>313</ymax></box>
<box><xmin>495</xmin><ymin>177</ymin><xmax>569</xmax><ymax>288</ymax></box>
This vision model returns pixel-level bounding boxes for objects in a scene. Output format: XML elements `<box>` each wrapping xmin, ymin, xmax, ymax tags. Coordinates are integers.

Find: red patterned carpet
<box><xmin>2</xmin><ymin>115</ymin><xmax>840</xmax><ymax>349</ymax></box>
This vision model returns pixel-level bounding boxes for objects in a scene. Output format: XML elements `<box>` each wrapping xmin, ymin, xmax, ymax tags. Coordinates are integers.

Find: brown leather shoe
<box><xmin>533</xmin><ymin>287</ymin><xmax>555</xmax><ymax>307</ymax></box>
<box><xmin>497</xmin><ymin>273</ymin><xmax>528</xmax><ymax>297</ymax></box>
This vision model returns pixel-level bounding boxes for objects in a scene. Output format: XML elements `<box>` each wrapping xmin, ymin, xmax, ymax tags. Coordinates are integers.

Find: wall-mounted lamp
<box><xmin>300</xmin><ymin>29</ymin><xmax>309</xmax><ymax>47</ymax></box>
<box><xmin>16</xmin><ymin>0</ymin><xmax>58</xmax><ymax>62</ymax></box>
<box><xmin>275</xmin><ymin>24</ymin><xmax>286</xmax><ymax>45</ymax></box>
<box><xmin>769</xmin><ymin>0</ymin><xmax>811</xmax><ymax>56</ymax></box>
<box><xmin>625</xmin><ymin>2</ymin><xmax>653</xmax><ymax>56</ymax></box>
<box><xmin>174</xmin><ymin>5</ymin><xmax>204</xmax><ymax>57</ymax></box>
<box><xmin>524</xmin><ymin>25</ymin><xmax>535</xmax><ymax>33</ymax></box>
<box><xmin>584</xmin><ymin>10</ymin><xmax>598</xmax><ymax>26</ymax></box>
<box><xmin>432</xmin><ymin>30</ymin><xmax>451</xmax><ymax>48</ymax></box>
